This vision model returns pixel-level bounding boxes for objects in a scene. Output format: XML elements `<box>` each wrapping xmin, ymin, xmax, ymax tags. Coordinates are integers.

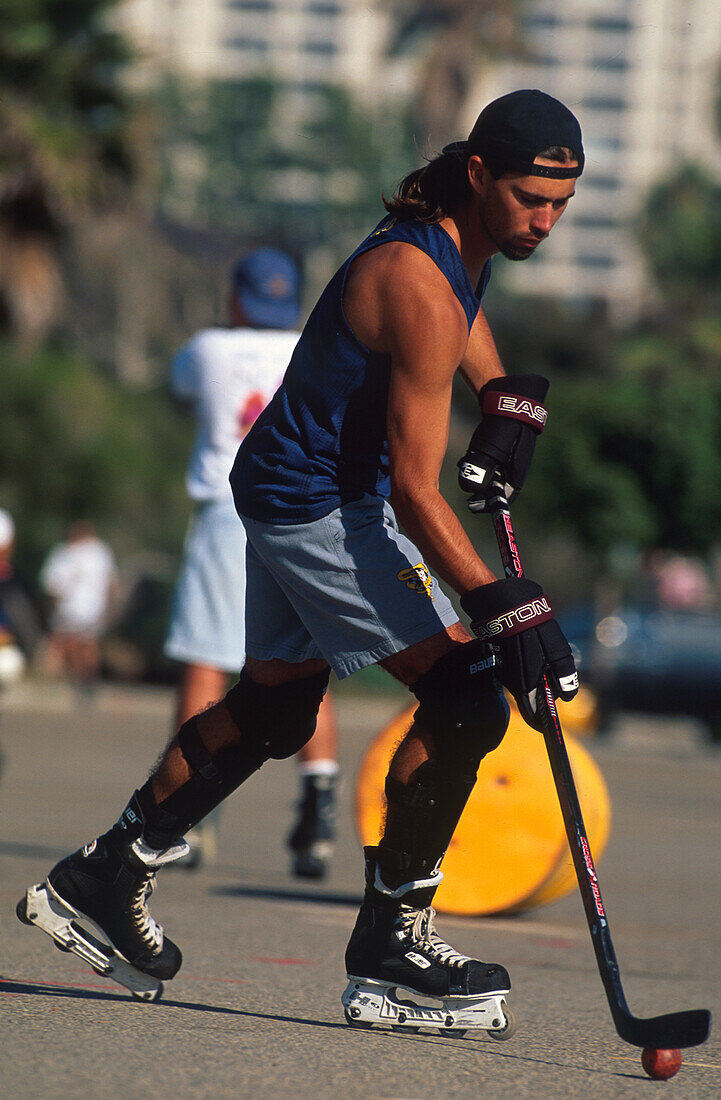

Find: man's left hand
<box><xmin>457</xmin><ymin>374</ymin><xmax>549</xmax><ymax>508</ymax></box>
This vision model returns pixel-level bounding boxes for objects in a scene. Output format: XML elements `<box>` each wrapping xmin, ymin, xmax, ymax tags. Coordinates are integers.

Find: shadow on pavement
<box><xmin>212</xmin><ymin>883</ymin><xmax>362</xmax><ymax>908</ymax></box>
<box><xmin>0</xmin><ymin>977</ymin><xmax>134</xmax><ymax>1003</ymax></box>
<box><xmin>0</xmin><ymin>976</ymin><xmax>348</xmax><ymax>1030</ymax></box>
<box><xmin>0</xmin><ymin>978</ymin><xmax>655</xmax><ymax>1078</ymax></box>
<box><xmin>0</xmin><ymin>839</ymin><xmax>69</xmax><ymax>862</ymax></box>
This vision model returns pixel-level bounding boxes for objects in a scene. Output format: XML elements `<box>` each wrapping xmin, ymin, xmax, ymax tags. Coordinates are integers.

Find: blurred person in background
<box><xmin>0</xmin><ymin>507</ymin><xmax>40</xmax><ymax>691</ymax></box>
<box><xmin>652</xmin><ymin>551</ymin><xmax>713</xmax><ymax>612</ymax></box>
<box><xmin>39</xmin><ymin>520</ymin><xmax>118</xmax><ymax>694</ymax></box>
<box><xmin>164</xmin><ymin>248</ymin><xmax>340</xmax><ymax>874</ymax></box>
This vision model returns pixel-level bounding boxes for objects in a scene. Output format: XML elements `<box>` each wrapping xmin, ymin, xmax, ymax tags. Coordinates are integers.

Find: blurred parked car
<box><xmin>559</xmin><ymin>604</ymin><xmax>721</xmax><ymax>744</ymax></box>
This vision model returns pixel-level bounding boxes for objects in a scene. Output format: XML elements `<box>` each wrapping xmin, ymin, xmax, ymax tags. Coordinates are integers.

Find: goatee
<box><xmin>500</xmin><ymin>242</ymin><xmax>536</xmax><ymax>261</ymax></box>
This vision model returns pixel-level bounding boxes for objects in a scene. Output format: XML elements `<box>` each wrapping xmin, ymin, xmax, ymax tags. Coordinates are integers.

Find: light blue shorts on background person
<box><xmin>241</xmin><ymin>494</ymin><xmax>459</xmax><ymax>679</ymax></box>
<box><xmin>165</xmin><ymin>497</ymin><xmax>247</xmax><ymax>672</ymax></box>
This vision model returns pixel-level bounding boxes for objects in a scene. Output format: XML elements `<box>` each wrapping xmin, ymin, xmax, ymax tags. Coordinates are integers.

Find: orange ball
<box><xmin>641</xmin><ymin>1048</ymin><xmax>682</xmax><ymax>1080</ymax></box>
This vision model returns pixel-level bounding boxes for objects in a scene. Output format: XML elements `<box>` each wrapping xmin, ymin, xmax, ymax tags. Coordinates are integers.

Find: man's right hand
<box><xmin>460</xmin><ymin>576</ymin><xmax>578</xmax><ymax>731</ymax></box>
<box><xmin>457</xmin><ymin>374</ymin><xmax>549</xmax><ymax>508</ymax></box>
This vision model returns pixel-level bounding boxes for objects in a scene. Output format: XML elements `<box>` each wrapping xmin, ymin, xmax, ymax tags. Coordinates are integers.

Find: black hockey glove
<box><xmin>460</xmin><ymin>577</ymin><xmax>578</xmax><ymax>731</ymax></box>
<box><xmin>457</xmin><ymin>374</ymin><xmax>549</xmax><ymax>511</ymax></box>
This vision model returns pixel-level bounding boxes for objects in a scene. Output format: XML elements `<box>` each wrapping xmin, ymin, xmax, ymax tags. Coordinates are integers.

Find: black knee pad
<box><xmin>224</xmin><ymin>666</ymin><xmax>330</xmax><ymax>759</ymax></box>
<box><xmin>141</xmin><ymin>709</ymin><xmax>268</xmax><ymax>846</ymax></box>
<box><xmin>410</xmin><ymin>638</ymin><xmax>510</xmax><ymax>768</ymax></box>
<box><xmin>142</xmin><ymin>667</ymin><xmax>331</xmax><ymax>846</ymax></box>
<box><xmin>177</xmin><ymin>715</ymin><xmax>222</xmax><ymax>781</ymax></box>
<box><xmin>381</xmin><ymin>641</ymin><xmax>509</xmax><ymax>868</ymax></box>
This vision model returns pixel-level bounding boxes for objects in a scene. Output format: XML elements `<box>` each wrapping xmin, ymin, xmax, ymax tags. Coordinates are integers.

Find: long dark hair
<box><xmin>383</xmin><ymin>144</ymin><xmax>578</xmax><ymax>223</ymax></box>
<box><xmin>383</xmin><ymin>148</ymin><xmax>471</xmax><ymax>224</ymax></box>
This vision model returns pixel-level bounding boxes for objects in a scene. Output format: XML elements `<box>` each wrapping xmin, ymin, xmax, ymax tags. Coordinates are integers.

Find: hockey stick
<box><xmin>481</xmin><ymin>480</ymin><xmax>711</xmax><ymax>1050</ymax></box>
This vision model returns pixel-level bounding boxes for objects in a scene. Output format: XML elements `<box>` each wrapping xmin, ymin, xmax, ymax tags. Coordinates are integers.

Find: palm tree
<box><xmin>0</xmin><ymin>0</ymin><xmax>133</xmax><ymax>345</ymax></box>
<box><xmin>385</xmin><ymin>1</ymin><xmax>521</xmax><ymax>150</ymax></box>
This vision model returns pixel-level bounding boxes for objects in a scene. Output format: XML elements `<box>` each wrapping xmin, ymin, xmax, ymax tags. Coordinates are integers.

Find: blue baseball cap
<box><xmin>231</xmin><ymin>248</ymin><xmax>300</xmax><ymax>329</ymax></box>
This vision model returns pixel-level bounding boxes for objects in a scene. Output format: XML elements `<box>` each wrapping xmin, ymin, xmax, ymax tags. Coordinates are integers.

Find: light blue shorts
<box><xmin>164</xmin><ymin>497</ymin><xmax>247</xmax><ymax>672</ymax></box>
<box><xmin>241</xmin><ymin>495</ymin><xmax>459</xmax><ymax>679</ymax></box>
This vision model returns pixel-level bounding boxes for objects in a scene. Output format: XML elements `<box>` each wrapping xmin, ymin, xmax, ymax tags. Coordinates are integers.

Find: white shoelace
<box><xmin>129</xmin><ymin>874</ymin><xmax>164</xmax><ymax>953</ymax></box>
<box><xmin>397</xmin><ymin>905</ymin><xmax>472</xmax><ymax>969</ymax></box>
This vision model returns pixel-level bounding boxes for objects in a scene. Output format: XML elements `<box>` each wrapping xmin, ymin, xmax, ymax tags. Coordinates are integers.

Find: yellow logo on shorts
<box><xmin>397</xmin><ymin>563</ymin><xmax>434</xmax><ymax>599</ymax></box>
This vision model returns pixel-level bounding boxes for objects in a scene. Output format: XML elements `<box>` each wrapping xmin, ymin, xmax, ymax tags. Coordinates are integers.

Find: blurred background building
<box><xmin>118</xmin><ymin>0</ymin><xmax>721</xmax><ymax>321</ymax></box>
<box><xmin>473</xmin><ymin>0</ymin><xmax>721</xmax><ymax>319</ymax></box>
<box><xmin>120</xmin><ymin>0</ymin><xmax>397</xmax><ymax>102</ymax></box>
<box><xmin>114</xmin><ymin>1</ymin><xmax>417</xmax><ymax>313</ymax></box>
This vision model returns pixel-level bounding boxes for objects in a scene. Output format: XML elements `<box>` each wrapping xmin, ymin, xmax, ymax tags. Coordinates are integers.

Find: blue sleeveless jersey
<box><xmin>231</xmin><ymin>215</ymin><xmax>491</xmax><ymax>524</ymax></box>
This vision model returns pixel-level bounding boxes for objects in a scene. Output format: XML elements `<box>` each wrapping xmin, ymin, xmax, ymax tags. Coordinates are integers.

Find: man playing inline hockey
<box><xmin>19</xmin><ymin>90</ymin><xmax>581</xmax><ymax>1032</ymax></box>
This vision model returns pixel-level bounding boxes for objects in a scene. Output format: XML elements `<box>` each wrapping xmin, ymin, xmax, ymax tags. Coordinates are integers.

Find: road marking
<box><xmin>175</xmin><ymin>974</ymin><xmax>253</xmax><ymax>984</ymax></box>
<box><xmin>244</xmin><ymin>955</ymin><xmax>314</xmax><ymax>966</ymax></box>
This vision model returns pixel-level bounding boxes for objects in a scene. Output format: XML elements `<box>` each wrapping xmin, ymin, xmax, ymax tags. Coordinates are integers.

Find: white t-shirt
<box><xmin>40</xmin><ymin>537</ymin><xmax>116</xmax><ymax>633</ymax></box>
<box><xmin>171</xmin><ymin>327</ymin><xmax>300</xmax><ymax>502</ymax></box>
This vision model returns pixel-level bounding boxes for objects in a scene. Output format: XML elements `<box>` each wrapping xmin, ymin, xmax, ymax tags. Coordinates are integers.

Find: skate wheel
<box><xmin>16</xmin><ymin>898</ymin><xmax>32</xmax><ymax>925</ymax></box>
<box><xmin>392</xmin><ymin>1004</ymin><xmax>420</xmax><ymax>1033</ymax></box>
<box><xmin>440</xmin><ymin>1028</ymin><xmax>467</xmax><ymax>1039</ymax></box>
<box><xmin>488</xmin><ymin>1006</ymin><xmax>517</xmax><ymax>1041</ymax></box>
<box><xmin>132</xmin><ymin>982</ymin><xmax>163</xmax><ymax>1003</ymax></box>
<box><xmin>344</xmin><ymin>1010</ymin><xmax>372</xmax><ymax>1030</ymax></box>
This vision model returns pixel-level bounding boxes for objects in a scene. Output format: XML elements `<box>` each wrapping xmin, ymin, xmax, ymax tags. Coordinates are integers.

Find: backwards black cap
<box><xmin>444</xmin><ymin>89</ymin><xmax>584</xmax><ymax>179</ymax></box>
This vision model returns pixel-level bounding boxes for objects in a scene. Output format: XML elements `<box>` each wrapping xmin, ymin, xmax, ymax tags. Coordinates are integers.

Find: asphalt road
<box><xmin>1</xmin><ymin>681</ymin><xmax>719</xmax><ymax>1099</ymax></box>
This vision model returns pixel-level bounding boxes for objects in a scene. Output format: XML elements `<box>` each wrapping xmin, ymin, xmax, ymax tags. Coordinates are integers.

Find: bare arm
<box><xmin>457</xmin><ymin>306</ymin><xmax>505</xmax><ymax>397</ymax></box>
<box><xmin>346</xmin><ymin>247</ymin><xmax>496</xmax><ymax>594</ymax></box>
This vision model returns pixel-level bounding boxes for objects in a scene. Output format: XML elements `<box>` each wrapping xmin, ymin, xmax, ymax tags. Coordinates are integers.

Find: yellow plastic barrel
<box><xmin>555</xmin><ymin>684</ymin><xmax>599</xmax><ymax>738</ymax></box>
<box><xmin>354</xmin><ymin>695</ymin><xmax>611</xmax><ymax>916</ymax></box>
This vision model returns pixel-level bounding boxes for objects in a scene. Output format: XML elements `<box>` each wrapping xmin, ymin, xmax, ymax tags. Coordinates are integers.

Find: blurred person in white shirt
<box><xmin>164</xmin><ymin>249</ymin><xmax>339</xmax><ymax>874</ymax></box>
<box><xmin>0</xmin><ymin>508</ymin><xmax>38</xmax><ymax>690</ymax></box>
<box><xmin>40</xmin><ymin>521</ymin><xmax>117</xmax><ymax>690</ymax></box>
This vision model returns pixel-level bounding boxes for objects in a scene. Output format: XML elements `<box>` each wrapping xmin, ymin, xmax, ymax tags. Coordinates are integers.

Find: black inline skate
<box><xmin>287</xmin><ymin>771</ymin><xmax>338</xmax><ymax>878</ymax></box>
<box><xmin>17</xmin><ymin>793</ymin><xmax>187</xmax><ymax>1001</ymax></box>
<box><xmin>342</xmin><ymin>846</ymin><xmax>515</xmax><ymax>1038</ymax></box>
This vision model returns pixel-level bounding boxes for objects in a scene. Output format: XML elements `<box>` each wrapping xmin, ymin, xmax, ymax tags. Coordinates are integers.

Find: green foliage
<box><xmin>455</xmin><ymin>293</ymin><xmax>721</xmax><ymax>568</ymax></box>
<box><xmin>640</xmin><ymin>164</ymin><xmax>721</xmax><ymax>305</ymax></box>
<box><xmin>0</xmin><ymin>0</ymin><xmax>134</xmax><ymax>181</ymax></box>
<box><xmin>526</xmin><ymin>370</ymin><xmax>721</xmax><ymax>555</ymax></box>
<box><xmin>0</xmin><ymin>341</ymin><xmax>191</xmax><ymax>582</ymax></box>
<box><xmin>476</xmin><ymin>162</ymin><xmax>721</xmax><ymax>569</ymax></box>
<box><xmin>155</xmin><ymin>76</ymin><xmax>417</xmax><ymax>254</ymax></box>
